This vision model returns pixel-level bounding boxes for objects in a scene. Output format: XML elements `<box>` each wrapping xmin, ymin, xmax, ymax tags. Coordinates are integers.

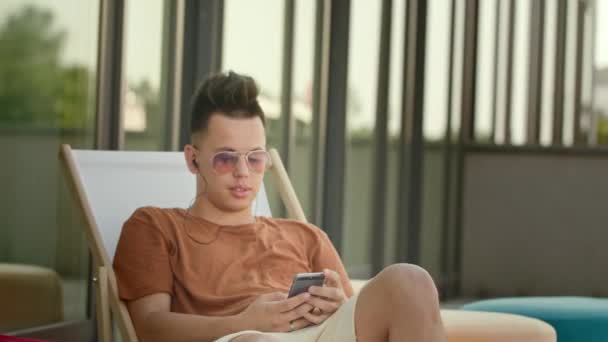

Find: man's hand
<box><xmin>304</xmin><ymin>269</ymin><xmax>348</xmax><ymax>325</ymax></box>
<box><xmin>239</xmin><ymin>292</ymin><xmax>315</xmax><ymax>332</ymax></box>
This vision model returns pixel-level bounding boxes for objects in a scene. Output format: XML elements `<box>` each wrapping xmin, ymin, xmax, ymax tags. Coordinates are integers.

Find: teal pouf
<box><xmin>463</xmin><ymin>297</ymin><xmax>608</xmax><ymax>342</ymax></box>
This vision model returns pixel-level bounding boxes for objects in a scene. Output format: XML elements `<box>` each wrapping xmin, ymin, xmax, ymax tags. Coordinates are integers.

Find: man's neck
<box><xmin>189</xmin><ymin>198</ymin><xmax>254</xmax><ymax>226</ymax></box>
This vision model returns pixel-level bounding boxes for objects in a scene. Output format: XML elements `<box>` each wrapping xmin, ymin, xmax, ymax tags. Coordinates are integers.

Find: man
<box><xmin>113</xmin><ymin>71</ymin><xmax>445</xmax><ymax>342</ymax></box>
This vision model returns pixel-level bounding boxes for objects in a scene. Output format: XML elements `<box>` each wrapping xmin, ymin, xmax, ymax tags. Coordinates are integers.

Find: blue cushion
<box><xmin>463</xmin><ymin>297</ymin><xmax>608</xmax><ymax>342</ymax></box>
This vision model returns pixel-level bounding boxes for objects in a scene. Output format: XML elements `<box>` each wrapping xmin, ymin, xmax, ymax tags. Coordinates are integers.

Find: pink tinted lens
<box><xmin>247</xmin><ymin>151</ymin><xmax>268</xmax><ymax>173</ymax></box>
<box><xmin>212</xmin><ymin>152</ymin><xmax>239</xmax><ymax>173</ymax></box>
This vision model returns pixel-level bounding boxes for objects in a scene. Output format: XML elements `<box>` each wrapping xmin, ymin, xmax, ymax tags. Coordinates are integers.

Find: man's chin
<box><xmin>219</xmin><ymin>199</ymin><xmax>254</xmax><ymax>213</ymax></box>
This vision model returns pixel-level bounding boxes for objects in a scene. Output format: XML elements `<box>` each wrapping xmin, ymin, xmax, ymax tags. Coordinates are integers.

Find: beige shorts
<box><xmin>215</xmin><ymin>294</ymin><xmax>359</xmax><ymax>342</ymax></box>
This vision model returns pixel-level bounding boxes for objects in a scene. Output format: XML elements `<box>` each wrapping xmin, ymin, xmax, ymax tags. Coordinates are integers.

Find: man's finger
<box><xmin>274</xmin><ymin>292</ymin><xmax>310</xmax><ymax>313</ymax></box>
<box><xmin>308</xmin><ymin>285</ymin><xmax>343</xmax><ymax>300</ymax></box>
<box><xmin>305</xmin><ymin>295</ymin><xmax>339</xmax><ymax>313</ymax></box>
<box><xmin>283</xmin><ymin>303</ymin><xmax>314</xmax><ymax>322</ymax></box>
<box><xmin>281</xmin><ymin>318</ymin><xmax>312</xmax><ymax>333</ymax></box>
<box><xmin>323</xmin><ymin>269</ymin><xmax>342</xmax><ymax>288</ymax></box>
<box><xmin>303</xmin><ymin>311</ymin><xmax>331</xmax><ymax>325</ymax></box>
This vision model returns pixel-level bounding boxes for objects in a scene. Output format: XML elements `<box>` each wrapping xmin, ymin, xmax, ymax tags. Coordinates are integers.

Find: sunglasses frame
<box><xmin>209</xmin><ymin>150</ymin><xmax>271</xmax><ymax>174</ymax></box>
<box><xmin>191</xmin><ymin>144</ymin><xmax>271</xmax><ymax>174</ymax></box>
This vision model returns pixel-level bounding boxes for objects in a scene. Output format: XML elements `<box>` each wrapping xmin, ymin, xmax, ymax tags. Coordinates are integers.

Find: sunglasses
<box><xmin>207</xmin><ymin>149</ymin><xmax>271</xmax><ymax>174</ymax></box>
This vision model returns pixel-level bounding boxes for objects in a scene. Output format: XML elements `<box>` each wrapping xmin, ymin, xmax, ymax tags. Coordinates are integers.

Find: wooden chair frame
<box><xmin>60</xmin><ymin>145</ymin><xmax>306</xmax><ymax>342</ymax></box>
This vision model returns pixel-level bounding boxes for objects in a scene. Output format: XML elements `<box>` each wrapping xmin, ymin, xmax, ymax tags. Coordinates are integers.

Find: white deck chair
<box><xmin>60</xmin><ymin>144</ymin><xmax>556</xmax><ymax>342</ymax></box>
<box><xmin>60</xmin><ymin>144</ymin><xmax>305</xmax><ymax>342</ymax></box>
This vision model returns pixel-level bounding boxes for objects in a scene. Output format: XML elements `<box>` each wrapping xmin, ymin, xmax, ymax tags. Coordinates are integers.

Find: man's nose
<box><xmin>233</xmin><ymin>155</ymin><xmax>250</xmax><ymax>176</ymax></box>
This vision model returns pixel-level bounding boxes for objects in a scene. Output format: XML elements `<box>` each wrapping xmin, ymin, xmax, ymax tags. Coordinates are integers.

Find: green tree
<box><xmin>0</xmin><ymin>5</ymin><xmax>92</xmax><ymax>129</ymax></box>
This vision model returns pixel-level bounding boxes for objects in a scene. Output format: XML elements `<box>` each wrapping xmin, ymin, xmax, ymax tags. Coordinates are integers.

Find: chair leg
<box><xmin>96</xmin><ymin>266</ymin><xmax>112</xmax><ymax>342</ymax></box>
<box><xmin>107</xmin><ymin>269</ymin><xmax>140</xmax><ymax>342</ymax></box>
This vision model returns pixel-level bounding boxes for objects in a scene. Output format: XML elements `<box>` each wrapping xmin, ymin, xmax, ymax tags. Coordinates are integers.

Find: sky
<box><xmin>1</xmin><ymin>0</ymin><xmax>607</xmax><ymax>140</ymax></box>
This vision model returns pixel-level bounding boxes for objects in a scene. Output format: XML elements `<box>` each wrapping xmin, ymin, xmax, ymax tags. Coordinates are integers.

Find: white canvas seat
<box><xmin>69</xmin><ymin>149</ymin><xmax>273</xmax><ymax>262</ymax></box>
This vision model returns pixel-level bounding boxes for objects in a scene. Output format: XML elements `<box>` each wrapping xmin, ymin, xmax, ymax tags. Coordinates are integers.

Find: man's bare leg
<box><xmin>354</xmin><ymin>264</ymin><xmax>446</xmax><ymax>342</ymax></box>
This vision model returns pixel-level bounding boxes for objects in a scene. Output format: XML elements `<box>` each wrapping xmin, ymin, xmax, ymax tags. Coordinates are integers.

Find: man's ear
<box><xmin>184</xmin><ymin>144</ymin><xmax>199</xmax><ymax>174</ymax></box>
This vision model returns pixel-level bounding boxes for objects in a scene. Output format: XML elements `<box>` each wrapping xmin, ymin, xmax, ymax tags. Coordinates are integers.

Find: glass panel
<box><xmin>223</xmin><ymin>0</ymin><xmax>285</xmax><ymax>215</ymax></box>
<box><xmin>123</xmin><ymin>0</ymin><xmax>169</xmax><ymax>151</ymax></box>
<box><xmin>510</xmin><ymin>0</ymin><xmax>531</xmax><ymax>146</ymax></box>
<box><xmin>562</xmin><ymin>0</ymin><xmax>579</xmax><ymax>146</ymax></box>
<box><xmin>450</xmin><ymin>0</ymin><xmax>465</xmax><ymax>140</ymax></box>
<box><xmin>475</xmin><ymin>0</ymin><xmax>498</xmax><ymax>143</ymax></box>
<box><xmin>342</xmin><ymin>0</ymin><xmax>381</xmax><ymax>278</ymax></box>
<box><xmin>594</xmin><ymin>0</ymin><xmax>608</xmax><ymax>144</ymax></box>
<box><xmin>290</xmin><ymin>0</ymin><xmax>316</xmax><ymax>219</ymax></box>
<box><xmin>540</xmin><ymin>0</ymin><xmax>557</xmax><ymax>146</ymax></box>
<box><xmin>493</xmin><ymin>0</ymin><xmax>510</xmax><ymax>144</ymax></box>
<box><xmin>0</xmin><ymin>0</ymin><xmax>98</xmax><ymax>332</ymax></box>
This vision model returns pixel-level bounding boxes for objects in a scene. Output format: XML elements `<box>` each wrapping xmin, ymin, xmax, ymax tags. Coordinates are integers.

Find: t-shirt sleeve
<box><xmin>311</xmin><ymin>230</ymin><xmax>355</xmax><ymax>298</ymax></box>
<box><xmin>113</xmin><ymin>208</ymin><xmax>174</xmax><ymax>301</ymax></box>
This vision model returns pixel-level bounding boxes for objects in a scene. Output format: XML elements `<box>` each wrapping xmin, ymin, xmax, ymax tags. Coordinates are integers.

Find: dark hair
<box><xmin>189</xmin><ymin>71</ymin><xmax>265</xmax><ymax>137</ymax></box>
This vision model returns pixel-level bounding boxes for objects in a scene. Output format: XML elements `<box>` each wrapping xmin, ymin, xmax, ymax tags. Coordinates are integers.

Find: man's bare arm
<box><xmin>128</xmin><ymin>292</ymin><xmax>314</xmax><ymax>342</ymax></box>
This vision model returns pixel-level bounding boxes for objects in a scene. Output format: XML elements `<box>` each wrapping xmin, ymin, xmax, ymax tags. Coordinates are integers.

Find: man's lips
<box><xmin>229</xmin><ymin>185</ymin><xmax>252</xmax><ymax>198</ymax></box>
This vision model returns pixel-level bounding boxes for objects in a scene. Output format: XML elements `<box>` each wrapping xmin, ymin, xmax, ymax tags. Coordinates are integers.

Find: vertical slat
<box><xmin>178</xmin><ymin>0</ymin><xmax>224</xmax><ymax>148</ymax></box>
<box><xmin>453</xmin><ymin>0</ymin><xmax>479</xmax><ymax>296</ymax></box>
<box><xmin>503</xmin><ymin>0</ymin><xmax>516</xmax><ymax>144</ymax></box>
<box><xmin>310</xmin><ymin>0</ymin><xmax>330</xmax><ymax>226</ymax></box>
<box><xmin>280</xmin><ymin>0</ymin><xmax>296</xmax><ymax>169</ymax></box>
<box><xmin>321</xmin><ymin>0</ymin><xmax>351</xmax><ymax>251</ymax></box>
<box><xmin>461</xmin><ymin>0</ymin><xmax>480</xmax><ymax>143</ymax></box>
<box><xmin>440</xmin><ymin>0</ymin><xmax>458</xmax><ymax>299</ymax></box>
<box><xmin>371</xmin><ymin>0</ymin><xmax>393</xmax><ymax>275</ymax></box>
<box><xmin>396</xmin><ymin>0</ymin><xmax>428</xmax><ymax>264</ymax></box>
<box><xmin>95</xmin><ymin>0</ymin><xmax>126</xmax><ymax>150</ymax></box>
<box><xmin>588</xmin><ymin>0</ymin><xmax>598</xmax><ymax>146</ymax></box>
<box><xmin>572</xmin><ymin>0</ymin><xmax>586</xmax><ymax>145</ymax></box>
<box><xmin>490</xmin><ymin>0</ymin><xmax>500</xmax><ymax>142</ymax></box>
<box><xmin>552</xmin><ymin>0</ymin><xmax>568</xmax><ymax>145</ymax></box>
<box><xmin>160</xmin><ymin>0</ymin><xmax>181</xmax><ymax>151</ymax></box>
<box><xmin>280</xmin><ymin>0</ymin><xmax>296</xmax><ymax>218</ymax></box>
<box><xmin>526</xmin><ymin>0</ymin><xmax>545</xmax><ymax>144</ymax></box>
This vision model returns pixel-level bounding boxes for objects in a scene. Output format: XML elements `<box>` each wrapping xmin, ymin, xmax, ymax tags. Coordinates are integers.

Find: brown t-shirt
<box><xmin>113</xmin><ymin>207</ymin><xmax>354</xmax><ymax>316</ymax></box>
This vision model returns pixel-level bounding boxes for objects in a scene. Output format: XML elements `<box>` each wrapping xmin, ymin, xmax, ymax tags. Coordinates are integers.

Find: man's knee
<box><xmin>373</xmin><ymin>263</ymin><xmax>438</xmax><ymax>298</ymax></box>
<box><xmin>230</xmin><ymin>333</ymin><xmax>279</xmax><ymax>342</ymax></box>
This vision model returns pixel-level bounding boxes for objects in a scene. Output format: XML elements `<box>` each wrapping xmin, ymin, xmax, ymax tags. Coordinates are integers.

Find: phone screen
<box><xmin>287</xmin><ymin>272</ymin><xmax>325</xmax><ymax>298</ymax></box>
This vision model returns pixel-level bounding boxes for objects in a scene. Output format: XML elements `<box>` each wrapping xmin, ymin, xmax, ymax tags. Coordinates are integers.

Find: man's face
<box><xmin>191</xmin><ymin>114</ymin><xmax>267</xmax><ymax>213</ymax></box>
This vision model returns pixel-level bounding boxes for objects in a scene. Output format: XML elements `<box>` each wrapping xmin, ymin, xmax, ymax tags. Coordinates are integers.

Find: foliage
<box><xmin>0</xmin><ymin>5</ymin><xmax>92</xmax><ymax>129</ymax></box>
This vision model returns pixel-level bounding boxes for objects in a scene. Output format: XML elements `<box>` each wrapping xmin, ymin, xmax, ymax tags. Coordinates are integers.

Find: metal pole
<box><xmin>95</xmin><ymin>0</ymin><xmax>126</xmax><ymax>150</ymax></box>
<box><xmin>396</xmin><ymin>0</ymin><xmax>428</xmax><ymax>264</ymax></box>
<box><xmin>371</xmin><ymin>0</ymin><xmax>393</xmax><ymax>275</ymax></box>
<box><xmin>526</xmin><ymin>0</ymin><xmax>546</xmax><ymax>144</ymax></box>
<box><xmin>321</xmin><ymin>0</ymin><xmax>351</xmax><ymax>251</ymax></box>
<box><xmin>503</xmin><ymin>0</ymin><xmax>515</xmax><ymax>145</ymax></box>
<box><xmin>572</xmin><ymin>0</ymin><xmax>586</xmax><ymax>145</ymax></box>
<box><xmin>453</xmin><ymin>0</ymin><xmax>479</xmax><ymax>296</ymax></box>
<box><xmin>178</xmin><ymin>0</ymin><xmax>224</xmax><ymax>148</ymax></box>
<box><xmin>552</xmin><ymin>0</ymin><xmax>568</xmax><ymax>145</ymax></box>
<box><xmin>440</xmin><ymin>0</ymin><xmax>458</xmax><ymax>299</ymax></box>
<box><xmin>280</xmin><ymin>0</ymin><xmax>296</xmax><ymax>173</ymax></box>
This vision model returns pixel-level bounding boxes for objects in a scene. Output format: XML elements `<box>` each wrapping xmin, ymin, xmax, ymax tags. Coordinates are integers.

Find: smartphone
<box><xmin>287</xmin><ymin>272</ymin><xmax>325</xmax><ymax>298</ymax></box>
